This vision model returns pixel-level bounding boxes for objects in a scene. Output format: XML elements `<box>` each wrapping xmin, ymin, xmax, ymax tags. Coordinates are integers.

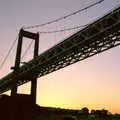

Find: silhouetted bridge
<box><xmin>0</xmin><ymin>6</ymin><xmax>120</xmax><ymax>94</ymax></box>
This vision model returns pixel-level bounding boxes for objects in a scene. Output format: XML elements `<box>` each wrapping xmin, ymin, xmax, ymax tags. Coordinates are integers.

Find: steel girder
<box><xmin>0</xmin><ymin>6</ymin><xmax>120</xmax><ymax>93</ymax></box>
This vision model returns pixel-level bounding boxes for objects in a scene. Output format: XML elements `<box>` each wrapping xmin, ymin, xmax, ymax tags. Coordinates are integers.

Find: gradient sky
<box><xmin>0</xmin><ymin>0</ymin><xmax>120</xmax><ymax>114</ymax></box>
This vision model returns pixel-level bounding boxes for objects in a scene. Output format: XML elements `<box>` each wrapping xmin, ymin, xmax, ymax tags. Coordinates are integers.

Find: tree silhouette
<box><xmin>81</xmin><ymin>107</ymin><xmax>89</xmax><ymax>115</ymax></box>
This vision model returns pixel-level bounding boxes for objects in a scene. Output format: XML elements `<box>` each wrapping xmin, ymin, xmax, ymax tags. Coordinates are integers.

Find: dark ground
<box><xmin>0</xmin><ymin>94</ymin><xmax>120</xmax><ymax>120</ymax></box>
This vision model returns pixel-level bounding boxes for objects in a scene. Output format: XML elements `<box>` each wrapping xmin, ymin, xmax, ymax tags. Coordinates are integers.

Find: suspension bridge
<box><xmin>0</xmin><ymin>0</ymin><xmax>120</xmax><ymax>95</ymax></box>
<box><xmin>0</xmin><ymin>0</ymin><xmax>120</xmax><ymax>119</ymax></box>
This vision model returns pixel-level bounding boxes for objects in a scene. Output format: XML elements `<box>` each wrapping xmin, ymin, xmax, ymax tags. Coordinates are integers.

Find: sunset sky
<box><xmin>0</xmin><ymin>0</ymin><xmax>120</xmax><ymax>114</ymax></box>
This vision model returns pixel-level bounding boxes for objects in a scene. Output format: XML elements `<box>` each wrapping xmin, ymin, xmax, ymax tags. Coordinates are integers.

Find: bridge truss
<box><xmin>0</xmin><ymin>6</ymin><xmax>120</xmax><ymax>93</ymax></box>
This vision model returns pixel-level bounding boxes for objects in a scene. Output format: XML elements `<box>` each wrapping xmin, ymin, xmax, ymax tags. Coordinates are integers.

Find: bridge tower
<box><xmin>11</xmin><ymin>28</ymin><xmax>39</xmax><ymax>106</ymax></box>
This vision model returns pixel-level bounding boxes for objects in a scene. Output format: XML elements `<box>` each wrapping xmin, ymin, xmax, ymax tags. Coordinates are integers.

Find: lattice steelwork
<box><xmin>0</xmin><ymin>6</ymin><xmax>120</xmax><ymax>93</ymax></box>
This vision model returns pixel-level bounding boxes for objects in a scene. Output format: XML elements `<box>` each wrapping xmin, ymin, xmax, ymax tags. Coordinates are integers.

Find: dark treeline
<box><xmin>0</xmin><ymin>94</ymin><xmax>120</xmax><ymax>120</ymax></box>
<box><xmin>35</xmin><ymin>106</ymin><xmax>120</xmax><ymax>120</ymax></box>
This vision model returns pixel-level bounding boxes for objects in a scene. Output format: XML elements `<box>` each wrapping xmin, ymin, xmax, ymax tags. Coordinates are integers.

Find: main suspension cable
<box><xmin>24</xmin><ymin>0</ymin><xmax>104</xmax><ymax>29</ymax></box>
<box><xmin>0</xmin><ymin>35</ymin><xmax>18</xmax><ymax>70</ymax></box>
<box><xmin>38</xmin><ymin>24</ymin><xmax>88</xmax><ymax>34</ymax></box>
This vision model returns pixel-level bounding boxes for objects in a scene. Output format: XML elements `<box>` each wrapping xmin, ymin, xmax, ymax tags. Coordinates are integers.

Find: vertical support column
<box><xmin>11</xmin><ymin>29</ymin><xmax>23</xmax><ymax>97</ymax></box>
<box><xmin>10</xmin><ymin>29</ymin><xmax>23</xmax><ymax>120</ymax></box>
<box><xmin>31</xmin><ymin>33</ymin><xmax>39</xmax><ymax>105</ymax></box>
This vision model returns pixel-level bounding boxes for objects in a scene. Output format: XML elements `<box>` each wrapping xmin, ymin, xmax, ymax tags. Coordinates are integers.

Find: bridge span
<box><xmin>0</xmin><ymin>6</ymin><xmax>120</xmax><ymax>94</ymax></box>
